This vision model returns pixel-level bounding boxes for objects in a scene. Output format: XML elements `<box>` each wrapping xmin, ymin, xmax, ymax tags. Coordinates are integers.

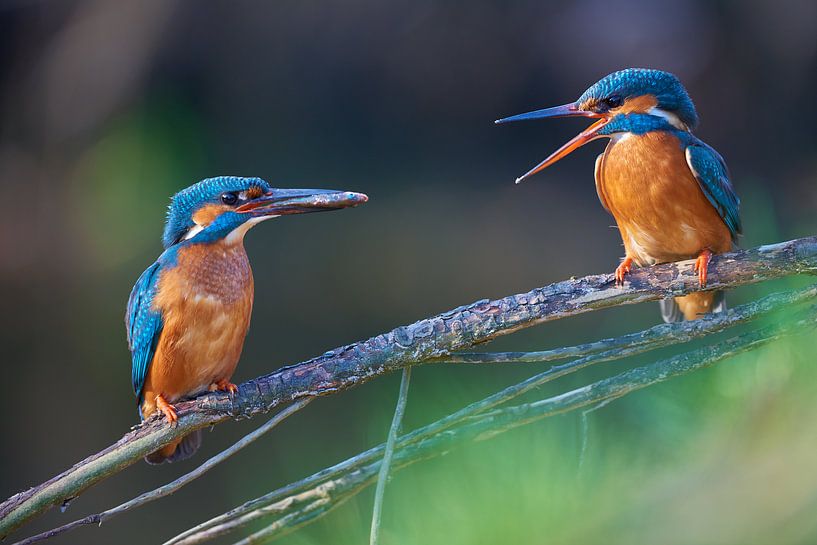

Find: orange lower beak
<box><xmin>514</xmin><ymin>116</ymin><xmax>611</xmax><ymax>183</ymax></box>
<box><xmin>496</xmin><ymin>102</ymin><xmax>611</xmax><ymax>183</ymax></box>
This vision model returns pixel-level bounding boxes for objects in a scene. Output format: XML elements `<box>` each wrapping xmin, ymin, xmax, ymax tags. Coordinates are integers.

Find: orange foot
<box><xmin>614</xmin><ymin>257</ymin><xmax>633</xmax><ymax>286</ymax></box>
<box><xmin>210</xmin><ymin>379</ymin><xmax>239</xmax><ymax>396</ymax></box>
<box><xmin>694</xmin><ymin>249</ymin><xmax>713</xmax><ymax>287</ymax></box>
<box><xmin>155</xmin><ymin>395</ymin><xmax>178</xmax><ymax>425</ymax></box>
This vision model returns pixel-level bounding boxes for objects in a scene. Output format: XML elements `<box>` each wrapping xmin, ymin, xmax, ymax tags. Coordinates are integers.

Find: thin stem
<box><xmin>5</xmin><ymin>237</ymin><xmax>816</xmax><ymax>540</ymax></box>
<box><xmin>370</xmin><ymin>367</ymin><xmax>412</xmax><ymax>545</ymax></box>
<box><xmin>167</xmin><ymin>291</ymin><xmax>817</xmax><ymax>545</ymax></box>
<box><xmin>439</xmin><ymin>285</ymin><xmax>817</xmax><ymax>365</ymax></box>
<box><xmin>12</xmin><ymin>399</ymin><xmax>312</xmax><ymax>545</ymax></box>
<box><xmin>206</xmin><ymin>308</ymin><xmax>817</xmax><ymax>545</ymax></box>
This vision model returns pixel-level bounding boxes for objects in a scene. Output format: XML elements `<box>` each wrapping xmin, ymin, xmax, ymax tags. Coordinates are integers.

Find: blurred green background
<box><xmin>1</xmin><ymin>1</ymin><xmax>817</xmax><ymax>544</ymax></box>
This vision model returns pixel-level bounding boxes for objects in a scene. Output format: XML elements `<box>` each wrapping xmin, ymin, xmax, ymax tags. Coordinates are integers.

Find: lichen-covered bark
<box><xmin>172</xmin><ymin>306</ymin><xmax>817</xmax><ymax>545</ymax></box>
<box><xmin>164</xmin><ymin>287</ymin><xmax>817</xmax><ymax>545</ymax></box>
<box><xmin>2</xmin><ymin>236</ymin><xmax>816</xmax><ymax>539</ymax></box>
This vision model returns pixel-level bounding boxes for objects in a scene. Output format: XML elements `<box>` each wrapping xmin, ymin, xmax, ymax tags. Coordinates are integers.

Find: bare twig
<box><xmin>11</xmin><ymin>400</ymin><xmax>311</xmax><ymax>545</ymax></box>
<box><xmin>370</xmin><ymin>367</ymin><xmax>412</xmax><ymax>545</ymax></box>
<box><xmin>178</xmin><ymin>305</ymin><xmax>817</xmax><ymax>544</ymax></box>
<box><xmin>170</xmin><ymin>470</ymin><xmax>375</xmax><ymax>545</ymax></box>
<box><xmin>439</xmin><ymin>285</ymin><xmax>817</xmax><ymax>364</ymax></box>
<box><xmin>165</xmin><ymin>288</ymin><xmax>817</xmax><ymax>544</ymax></box>
<box><xmin>3</xmin><ymin>236</ymin><xmax>816</xmax><ymax>541</ymax></box>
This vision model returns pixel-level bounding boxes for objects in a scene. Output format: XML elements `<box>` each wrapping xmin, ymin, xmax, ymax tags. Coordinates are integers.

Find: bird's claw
<box><xmin>155</xmin><ymin>395</ymin><xmax>178</xmax><ymax>425</ymax></box>
<box><xmin>614</xmin><ymin>257</ymin><xmax>633</xmax><ymax>287</ymax></box>
<box><xmin>210</xmin><ymin>379</ymin><xmax>239</xmax><ymax>397</ymax></box>
<box><xmin>693</xmin><ymin>249</ymin><xmax>713</xmax><ymax>287</ymax></box>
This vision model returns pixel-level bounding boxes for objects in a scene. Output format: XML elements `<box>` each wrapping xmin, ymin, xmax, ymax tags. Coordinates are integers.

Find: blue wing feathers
<box><xmin>684</xmin><ymin>141</ymin><xmax>742</xmax><ymax>240</ymax></box>
<box><xmin>125</xmin><ymin>260</ymin><xmax>164</xmax><ymax>404</ymax></box>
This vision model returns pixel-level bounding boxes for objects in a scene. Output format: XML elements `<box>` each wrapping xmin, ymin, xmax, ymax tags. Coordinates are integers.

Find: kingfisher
<box><xmin>126</xmin><ymin>176</ymin><xmax>367</xmax><ymax>463</ymax></box>
<box><xmin>496</xmin><ymin>68</ymin><xmax>741</xmax><ymax>322</ymax></box>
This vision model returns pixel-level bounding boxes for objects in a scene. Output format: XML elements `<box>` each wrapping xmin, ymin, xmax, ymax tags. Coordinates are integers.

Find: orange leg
<box><xmin>693</xmin><ymin>249</ymin><xmax>713</xmax><ymax>288</ymax></box>
<box><xmin>614</xmin><ymin>257</ymin><xmax>633</xmax><ymax>286</ymax></box>
<box><xmin>210</xmin><ymin>378</ymin><xmax>239</xmax><ymax>396</ymax></box>
<box><xmin>155</xmin><ymin>394</ymin><xmax>178</xmax><ymax>425</ymax></box>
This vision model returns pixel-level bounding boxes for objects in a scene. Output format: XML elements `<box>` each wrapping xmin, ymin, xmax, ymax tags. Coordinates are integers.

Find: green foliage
<box><xmin>280</xmin><ymin>333</ymin><xmax>817</xmax><ymax>545</ymax></box>
<box><xmin>69</xmin><ymin>97</ymin><xmax>207</xmax><ymax>267</ymax></box>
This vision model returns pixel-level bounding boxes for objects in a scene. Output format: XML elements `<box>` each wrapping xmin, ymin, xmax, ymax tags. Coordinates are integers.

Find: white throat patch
<box><xmin>648</xmin><ymin>107</ymin><xmax>687</xmax><ymax>130</ymax></box>
<box><xmin>224</xmin><ymin>215</ymin><xmax>277</xmax><ymax>245</ymax></box>
<box><xmin>183</xmin><ymin>224</ymin><xmax>205</xmax><ymax>241</ymax></box>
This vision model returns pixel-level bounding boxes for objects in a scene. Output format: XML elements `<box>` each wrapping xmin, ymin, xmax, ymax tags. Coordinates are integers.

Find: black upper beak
<box><xmin>495</xmin><ymin>102</ymin><xmax>602</xmax><ymax>124</ymax></box>
<box><xmin>236</xmin><ymin>188</ymin><xmax>368</xmax><ymax>217</ymax></box>
<box><xmin>495</xmin><ymin>102</ymin><xmax>610</xmax><ymax>183</ymax></box>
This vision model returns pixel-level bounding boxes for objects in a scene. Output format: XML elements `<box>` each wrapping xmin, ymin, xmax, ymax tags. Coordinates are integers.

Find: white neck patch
<box><xmin>183</xmin><ymin>224</ymin><xmax>205</xmax><ymax>241</ymax></box>
<box><xmin>647</xmin><ymin>107</ymin><xmax>687</xmax><ymax>130</ymax></box>
<box><xmin>224</xmin><ymin>215</ymin><xmax>277</xmax><ymax>245</ymax></box>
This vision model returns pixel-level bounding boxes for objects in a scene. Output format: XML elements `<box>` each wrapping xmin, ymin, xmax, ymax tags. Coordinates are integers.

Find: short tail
<box><xmin>144</xmin><ymin>430</ymin><xmax>203</xmax><ymax>464</ymax></box>
<box><xmin>660</xmin><ymin>291</ymin><xmax>726</xmax><ymax>323</ymax></box>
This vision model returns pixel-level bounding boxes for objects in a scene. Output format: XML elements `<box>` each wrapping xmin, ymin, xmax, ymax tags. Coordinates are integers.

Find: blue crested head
<box><xmin>163</xmin><ymin>177</ymin><xmax>271</xmax><ymax>248</ymax></box>
<box><xmin>577</xmin><ymin>68</ymin><xmax>698</xmax><ymax>129</ymax></box>
<box><xmin>161</xmin><ymin>176</ymin><xmax>368</xmax><ymax>248</ymax></box>
<box><xmin>495</xmin><ymin>68</ymin><xmax>701</xmax><ymax>183</ymax></box>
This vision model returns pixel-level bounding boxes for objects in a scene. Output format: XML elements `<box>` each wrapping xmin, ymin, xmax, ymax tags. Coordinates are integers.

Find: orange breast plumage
<box><xmin>596</xmin><ymin>131</ymin><xmax>732</xmax><ymax>267</ymax></box>
<box><xmin>140</xmin><ymin>241</ymin><xmax>254</xmax><ymax>418</ymax></box>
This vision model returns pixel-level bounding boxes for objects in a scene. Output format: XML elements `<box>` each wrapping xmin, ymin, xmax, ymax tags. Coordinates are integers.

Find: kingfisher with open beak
<box><xmin>126</xmin><ymin>176</ymin><xmax>367</xmax><ymax>463</ymax></box>
<box><xmin>497</xmin><ymin>68</ymin><xmax>741</xmax><ymax>322</ymax></box>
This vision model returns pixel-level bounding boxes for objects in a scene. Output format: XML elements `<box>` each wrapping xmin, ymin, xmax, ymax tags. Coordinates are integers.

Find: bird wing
<box><xmin>684</xmin><ymin>142</ymin><xmax>742</xmax><ymax>240</ymax></box>
<box><xmin>125</xmin><ymin>260</ymin><xmax>164</xmax><ymax>404</ymax></box>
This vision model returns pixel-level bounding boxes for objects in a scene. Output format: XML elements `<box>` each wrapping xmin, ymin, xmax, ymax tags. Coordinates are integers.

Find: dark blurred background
<box><xmin>2</xmin><ymin>1</ymin><xmax>817</xmax><ymax>544</ymax></box>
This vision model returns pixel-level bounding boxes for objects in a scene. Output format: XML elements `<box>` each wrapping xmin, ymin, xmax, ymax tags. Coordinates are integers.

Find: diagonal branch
<box><xmin>172</xmin><ymin>305</ymin><xmax>817</xmax><ymax>544</ymax></box>
<box><xmin>2</xmin><ymin>236</ymin><xmax>816</xmax><ymax>540</ymax></box>
<box><xmin>164</xmin><ymin>288</ymin><xmax>817</xmax><ymax>544</ymax></box>
<box><xmin>439</xmin><ymin>285</ymin><xmax>817</xmax><ymax>364</ymax></box>
<box><xmin>11</xmin><ymin>400</ymin><xmax>311</xmax><ymax>545</ymax></box>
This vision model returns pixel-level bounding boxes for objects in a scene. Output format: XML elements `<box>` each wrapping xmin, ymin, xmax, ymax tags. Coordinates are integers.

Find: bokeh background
<box><xmin>2</xmin><ymin>1</ymin><xmax>817</xmax><ymax>544</ymax></box>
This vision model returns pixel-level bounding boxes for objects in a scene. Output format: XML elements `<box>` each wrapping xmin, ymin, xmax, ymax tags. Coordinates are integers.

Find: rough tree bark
<box><xmin>2</xmin><ymin>236</ymin><xmax>816</xmax><ymax>540</ymax></box>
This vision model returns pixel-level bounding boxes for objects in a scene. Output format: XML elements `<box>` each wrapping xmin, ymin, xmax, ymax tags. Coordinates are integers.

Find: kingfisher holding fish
<box><xmin>497</xmin><ymin>68</ymin><xmax>741</xmax><ymax>322</ymax></box>
<box><xmin>126</xmin><ymin>176</ymin><xmax>367</xmax><ymax>463</ymax></box>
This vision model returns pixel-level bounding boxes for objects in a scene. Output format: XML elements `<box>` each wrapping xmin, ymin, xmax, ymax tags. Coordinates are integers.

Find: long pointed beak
<box><xmin>236</xmin><ymin>188</ymin><xmax>368</xmax><ymax>217</ymax></box>
<box><xmin>514</xmin><ymin>117</ymin><xmax>610</xmax><ymax>183</ymax></box>
<box><xmin>494</xmin><ymin>102</ymin><xmax>601</xmax><ymax>124</ymax></box>
<box><xmin>495</xmin><ymin>102</ymin><xmax>610</xmax><ymax>184</ymax></box>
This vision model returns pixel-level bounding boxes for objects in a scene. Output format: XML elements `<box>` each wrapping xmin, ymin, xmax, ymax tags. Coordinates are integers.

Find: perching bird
<box><xmin>497</xmin><ymin>68</ymin><xmax>741</xmax><ymax>322</ymax></box>
<box><xmin>126</xmin><ymin>176</ymin><xmax>367</xmax><ymax>463</ymax></box>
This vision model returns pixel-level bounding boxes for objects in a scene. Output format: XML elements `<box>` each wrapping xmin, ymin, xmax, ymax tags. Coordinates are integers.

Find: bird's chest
<box><xmin>152</xmin><ymin>243</ymin><xmax>254</xmax><ymax>398</ymax></box>
<box><xmin>165</xmin><ymin>244</ymin><xmax>255</xmax><ymax>330</ymax></box>
<box><xmin>596</xmin><ymin>131</ymin><xmax>727</xmax><ymax>265</ymax></box>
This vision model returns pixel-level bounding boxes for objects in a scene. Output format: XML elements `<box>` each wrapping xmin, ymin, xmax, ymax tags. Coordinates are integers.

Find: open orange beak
<box><xmin>495</xmin><ymin>102</ymin><xmax>611</xmax><ymax>183</ymax></box>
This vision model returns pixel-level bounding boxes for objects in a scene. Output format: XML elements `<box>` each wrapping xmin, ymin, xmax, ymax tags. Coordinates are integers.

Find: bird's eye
<box><xmin>604</xmin><ymin>95</ymin><xmax>623</xmax><ymax>108</ymax></box>
<box><xmin>220</xmin><ymin>192</ymin><xmax>238</xmax><ymax>206</ymax></box>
